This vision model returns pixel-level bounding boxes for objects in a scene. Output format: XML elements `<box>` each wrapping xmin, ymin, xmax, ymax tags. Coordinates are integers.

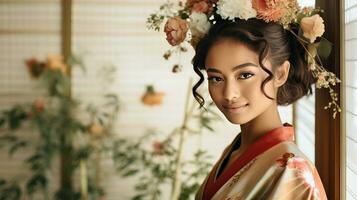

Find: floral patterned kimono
<box><xmin>195</xmin><ymin>123</ymin><xmax>327</xmax><ymax>200</ymax></box>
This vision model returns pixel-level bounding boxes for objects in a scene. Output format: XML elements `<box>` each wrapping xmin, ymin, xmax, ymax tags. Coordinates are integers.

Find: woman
<box><xmin>192</xmin><ymin>18</ymin><xmax>328</xmax><ymax>200</ymax></box>
<box><xmin>149</xmin><ymin>0</ymin><xmax>340</xmax><ymax>199</ymax></box>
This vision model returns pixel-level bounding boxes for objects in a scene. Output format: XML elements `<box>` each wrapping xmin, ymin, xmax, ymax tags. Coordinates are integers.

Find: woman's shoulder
<box><xmin>263</xmin><ymin>142</ymin><xmax>328</xmax><ymax>199</ymax></box>
<box><xmin>272</xmin><ymin>141</ymin><xmax>315</xmax><ymax>167</ymax></box>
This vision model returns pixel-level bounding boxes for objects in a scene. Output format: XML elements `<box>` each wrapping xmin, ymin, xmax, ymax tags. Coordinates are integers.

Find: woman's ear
<box><xmin>274</xmin><ymin>60</ymin><xmax>290</xmax><ymax>88</ymax></box>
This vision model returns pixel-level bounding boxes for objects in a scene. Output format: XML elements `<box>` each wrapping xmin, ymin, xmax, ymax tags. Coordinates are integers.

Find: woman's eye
<box><xmin>208</xmin><ymin>77</ymin><xmax>223</xmax><ymax>83</ymax></box>
<box><xmin>238</xmin><ymin>73</ymin><xmax>254</xmax><ymax>79</ymax></box>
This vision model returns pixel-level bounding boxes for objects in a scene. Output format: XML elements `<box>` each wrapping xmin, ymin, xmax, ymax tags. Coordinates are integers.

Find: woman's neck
<box><xmin>239</xmin><ymin>102</ymin><xmax>283</xmax><ymax>150</ymax></box>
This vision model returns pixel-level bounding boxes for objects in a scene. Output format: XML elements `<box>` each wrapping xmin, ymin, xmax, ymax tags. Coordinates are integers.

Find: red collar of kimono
<box><xmin>202</xmin><ymin>122</ymin><xmax>295</xmax><ymax>200</ymax></box>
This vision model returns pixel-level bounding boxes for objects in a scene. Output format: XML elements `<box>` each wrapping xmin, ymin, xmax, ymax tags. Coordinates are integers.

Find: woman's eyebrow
<box><xmin>206</xmin><ymin>62</ymin><xmax>258</xmax><ymax>73</ymax></box>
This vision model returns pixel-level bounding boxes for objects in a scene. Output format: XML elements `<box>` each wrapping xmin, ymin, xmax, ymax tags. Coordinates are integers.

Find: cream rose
<box><xmin>164</xmin><ymin>17</ymin><xmax>189</xmax><ymax>46</ymax></box>
<box><xmin>300</xmin><ymin>14</ymin><xmax>325</xmax><ymax>43</ymax></box>
<box><xmin>189</xmin><ymin>12</ymin><xmax>211</xmax><ymax>37</ymax></box>
<box><xmin>189</xmin><ymin>12</ymin><xmax>211</xmax><ymax>47</ymax></box>
<box><xmin>217</xmin><ymin>0</ymin><xmax>257</xmax><ymax>20</ymax></box>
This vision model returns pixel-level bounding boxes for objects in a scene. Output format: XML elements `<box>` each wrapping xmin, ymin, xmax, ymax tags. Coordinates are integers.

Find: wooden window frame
<box><xmin>315</xmin><ymin>0</ymin><xmax>345</xmax><ymax>199</ymax></box>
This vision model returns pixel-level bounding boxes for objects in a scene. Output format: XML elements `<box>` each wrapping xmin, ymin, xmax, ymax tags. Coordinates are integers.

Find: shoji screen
<box><xmin>294</xmin><ymin>0</ymin><xmax>316</xmax><ymax>164</ymax></box>
<box><xmin>345</xmin><ymin>0</ymin><xmax>357</xmax><ymax>198</ymax></box>
<box><xmin>0</xmin><ymin>0</ymin><xmax>61</xmax><ymax>106</ymax></box>
<box><xmin>0</xmin><ymin>0</ymin><xmax>62</xmax><ymax>197</ymax></box>
<box><xmin>295</xmin><ymin>88</ymin><xmax>316</xmax><ymax>163</ymax></box>
<box><xmin>71</xmin><ymin>1</ymin><xmax>195</xmax><ymax>199</ymax></box>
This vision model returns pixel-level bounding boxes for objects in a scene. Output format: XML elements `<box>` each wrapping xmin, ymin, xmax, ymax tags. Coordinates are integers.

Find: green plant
<box><xmin>113</xmin><ymin>130</ymin><xmax>214</xmax><ymax>200</ymax></box>
<box><xmin>0</xmin><ymin>54</ymin><xmax>120</xmax><ymax>200</ymax></box>
<box><xmin>113</xmin><ymin>78</ymin><xmax>221</xmax><ymax>200</ymax></box>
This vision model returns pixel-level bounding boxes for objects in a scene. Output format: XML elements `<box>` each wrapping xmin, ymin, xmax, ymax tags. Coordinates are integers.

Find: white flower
<box><xmin>216</xmin><ymin>0</ymin><xmax>257</xmax><ymax>20</ymax></box>
<box><xmin>189</xmin><ymin>12</ymin><xmax>211</xmax><ymax>38</ymax></box>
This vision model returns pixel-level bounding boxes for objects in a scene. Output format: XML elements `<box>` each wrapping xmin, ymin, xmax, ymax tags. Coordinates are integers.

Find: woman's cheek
<box><xmin>240</xmin><ymin>82</ymin><xmax>256</xmax><ymax>94</ymax></box>
<box><xmin>208</xmin><ymin>85</ymin><xmax>219</xmax><ymax>101</ymax></box>
<box><xmin>261</xmin><ymin>80</ymin><xmax>276</xmax><ymax>97</ymax></box>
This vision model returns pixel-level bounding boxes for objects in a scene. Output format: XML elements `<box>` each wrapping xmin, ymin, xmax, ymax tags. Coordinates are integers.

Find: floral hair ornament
<box><xmin>147</xmin><ymin>0</ymin><xmax>341</xmax><ymax>119</ymax></box>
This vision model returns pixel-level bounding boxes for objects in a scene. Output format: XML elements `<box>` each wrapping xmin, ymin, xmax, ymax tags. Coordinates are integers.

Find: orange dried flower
<box><xmin>252</xmin><ymin>0</ymin><xmax>298</xmax><ymax>23</ymax></box>
<box><xmin>88</xmin><ymin>123</ymin><xmax>104</xmax><ymax>137</ymax></box>
<box><xmin>46</xmin><ymin>54</ymin><xmax>69</xmax><ymax>74</ymax></box>
<box><xmin>141</xmin><ymin>85</ymin><xmax>165</xmax><ymax>106</ymax></box>
<box><xmin>252</xmin><ymin>0</ymin><xmax>285</xmax><ymax>22</ymax></box>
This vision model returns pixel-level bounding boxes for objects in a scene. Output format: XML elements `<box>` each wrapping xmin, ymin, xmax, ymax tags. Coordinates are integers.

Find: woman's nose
<box><xmin>223</xmin><ymin>81</ymin><xmax>240</xmax><ymax>102</ymax></box>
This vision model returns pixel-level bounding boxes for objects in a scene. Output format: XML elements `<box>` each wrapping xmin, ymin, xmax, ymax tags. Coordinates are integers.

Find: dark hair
<box><xmin>192</xmin><ymin>18</ymin><xmax>316</xmax><ymax>108</ymax></box>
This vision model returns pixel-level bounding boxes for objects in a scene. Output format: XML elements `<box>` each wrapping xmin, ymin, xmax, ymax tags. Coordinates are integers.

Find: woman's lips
<box><xmin>223</xmin><ymin>104</ymin><xmax>249</xmax><ymax>114</ymax></box>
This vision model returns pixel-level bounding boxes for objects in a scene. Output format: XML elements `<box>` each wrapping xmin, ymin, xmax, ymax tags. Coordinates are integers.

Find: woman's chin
<box><xmin>225</xmin><ymin>115</ymin><xmax>250</xmax><ymax>125</ymax></box>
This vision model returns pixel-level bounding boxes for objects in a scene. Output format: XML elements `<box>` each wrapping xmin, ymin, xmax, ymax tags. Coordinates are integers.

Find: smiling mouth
<box><xmin>223</xmin><ymin>104</ymin><xmax>249</xmax><ymax>113</ymax></box>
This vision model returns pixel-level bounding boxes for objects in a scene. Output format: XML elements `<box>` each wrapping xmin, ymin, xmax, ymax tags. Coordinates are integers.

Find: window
<box><xmin>294</xmin><ymin>0</ymin><xmax>316</xmax><ymax>164</ymax></box>
<box><xmin>345</xmin><ymin>0</ymin><xmax>357</xmax><ymax>199</ymax></box>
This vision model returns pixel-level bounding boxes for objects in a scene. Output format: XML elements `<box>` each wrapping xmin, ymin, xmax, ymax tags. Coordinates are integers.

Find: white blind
<box><xmin>0</xmin><ymin>0</ymin><xmax>61</xmax><ymax>106</ymax></box>
<box><xmin>295</xmin><ymin>90</ymin><xmax>315</xmax><ymax>163</ymax></box>
<box><xmin>294</xmin><ymin>0</ymin><xmax>316</xmax><ymax>164</ymax></box>
<box><xmin>345</xmin><ymin>0</ymin><xmax>357</xmax><ymax>198</ymax></box>
<box><xmin>0</xmin><ymin>0</ymin><xmax>62</xmax><ymax>198</ymax></box>
<box><xmin>71</xmin><ymin>1</ymin><xmax>212</xmax><ymax>199</ymax></box>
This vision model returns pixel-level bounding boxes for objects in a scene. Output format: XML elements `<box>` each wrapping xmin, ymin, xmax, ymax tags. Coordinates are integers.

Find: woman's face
<box><xmin>205</xmin><ymin>39</ymin><xmax>278</xmax><ymax>124</ymax></box>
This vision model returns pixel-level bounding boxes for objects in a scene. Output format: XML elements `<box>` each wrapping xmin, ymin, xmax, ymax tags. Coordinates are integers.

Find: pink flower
<box><xmin>33</xmin><ymin>98</ymin><xmax>45</xmax><ymax>112</ymax></box>
<box><xmin>164</xmin><ymin>17</ymin><xmax>189</xmax><ymax>46</ymax></box>
<box><xmin>192</xmin><ymin>1</ymin><xmax>210</xmax><ymax>13</ymax></box>
<box><xmin>276</xmin><ymin>152</ymin><xmax>295</xmax><ymax>167</ymax></box>
<box><xmin>186</xmin><ymin>0</ymin><xmax>215</xmax><ymax>14</ymax></box>
<box><xmin>286</xmin><ymin>157</ymin><xmax>317</xmax><ymax>189</ymax></box>
<box><xmin>287</xmin><ymin>157</ymin><xmax>309</xmax><ymax>171</ymax></box>
<box><xmin>252</xmin><ymin>0</ymin><xmax>285</xmax><ymax>22</ymax></box>
<box><xmin>152</xmin><ymin>141</ymin><xmax>164</xmax><ymax>155</ymax></box>
<box><xmin>300</xmin><ymin>14</ymin><xmax>325</xmax><ymax>43</ymax></box>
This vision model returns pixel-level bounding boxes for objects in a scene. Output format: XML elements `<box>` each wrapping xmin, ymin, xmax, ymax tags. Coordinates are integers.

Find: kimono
<box><xmin>195</xmin><ymin>123</ymin><xmax>327</xmax><ymax>200</ymax></box>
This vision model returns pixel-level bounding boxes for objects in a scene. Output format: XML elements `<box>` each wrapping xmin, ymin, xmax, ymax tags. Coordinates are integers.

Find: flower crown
<box><xmin>147</xmin><ymin>0</ymin><xmax>341</xmax><ymax>119</ymax></box>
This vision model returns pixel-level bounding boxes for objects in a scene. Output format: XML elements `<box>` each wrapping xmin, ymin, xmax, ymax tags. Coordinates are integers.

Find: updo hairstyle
<box><xmin>192</xmin><ymin>18</ymin><xmax>316</xmax><ymax>107</ymax></box>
